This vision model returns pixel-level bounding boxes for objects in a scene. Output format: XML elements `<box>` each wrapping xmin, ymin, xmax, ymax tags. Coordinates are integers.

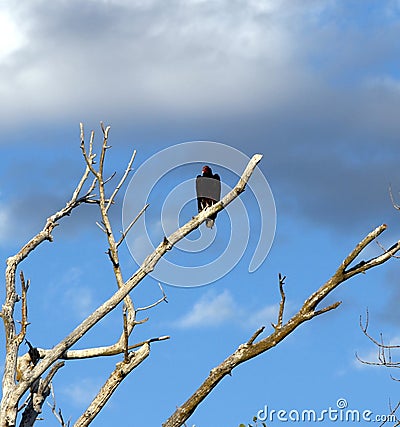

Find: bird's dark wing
<box><xmin>196</xmin><ymin>175</ymin><xmax>203</xmax><ymax>212</ymax></box>
<box><xmin>196</xmin><ymin>176</ymin><xmax>220</xmax><ymax>202</ymax></box>
<box><xmin>196</xmin><ymin>173</ymin><xmax>221</xmax><ymax>225</ymax></box>
<box><xmin>210</xmin><ymin>173</ymin><xmax>221</xmax><ymax>202</ymax></box>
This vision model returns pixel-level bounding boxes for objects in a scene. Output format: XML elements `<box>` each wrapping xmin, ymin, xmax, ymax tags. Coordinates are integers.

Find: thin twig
<box><xmin>376</xmin><ymin>239</ymin><xmax>400</xmax><ymax>258</ymax></box>
<box><xmin>272</xmin><ymin>274</ymin><xmax>286</xmax><ymax>330</ymax></box>
<box><xmin>16</xmin><ymin>272</ymin><xmax>30</xmax><ymax>346</ymax></box>
<box><xmin>95</xmin><ymin>222</ymin><xmax>107</xmax><ymax>233</ymax></box>
<box><xmin>128</xmin><ymin>335</ymin><xmax>170</xmax><ymax>350</ymax></box>
<box><xmin>389</xmin><ymin>184</ymin><xmax>400</xmax><ymax>211</ymax></box>
<box><xmin>103</xmin><ymin>171</ymin><xmax>117</xmax><ymax>185</ymax></box>
<box><xmin>106</xmin><ymin>149</ymin><xmax>136</xmax><ymax>212</ymax></box>
<box><xmin>357</xmin><ymin>310</ymin><xmax>400</xmax><ymax>373</ymax></box>
<box><xmin>360</xmin><ymin>310</ymin><xmax>400</xmax><ymax>349</ymax></box>
<box><xmin>48</xmin><ymin>383</ymin><xmax>70</xmax><ymax>427</ymax></box>
<box><xmin>123</xmin><ymin>305</ymin><xmax>129</xmax><ymax>363</ymax></box>
<box><xmin>313</xmin><ymin>301</ymin><xmax>342</xmax><ymax>317</ymax></box>
<box><xmin>136</xmin><ymin>283</ymin><xmax>168</xmax><ymax>312</ymax></box>
<box><xmin>246</xmin><ymin>327</ymin><xmax>265</xmax><ymax>345</ymax></box>
<box><xmin>117</xmin><ymin>203</ymin><xmax>149</xmax><ymax>247</ymax></box>
<box><xmin>378</xmin><ymin>399</ymin><xmax>400</xmax><ymax>427</ymax></box>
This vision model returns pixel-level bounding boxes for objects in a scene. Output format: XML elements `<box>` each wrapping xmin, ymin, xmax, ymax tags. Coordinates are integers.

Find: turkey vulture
<box><xmin>196</xmin><ymin>165</ymin><xmax>221</xmax><ymax>228</ymax></box>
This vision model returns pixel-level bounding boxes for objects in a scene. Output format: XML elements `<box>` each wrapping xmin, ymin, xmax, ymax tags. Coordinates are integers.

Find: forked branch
<box><xmin>73</xmin><ymin>344</ymin><xmax>150</xmax><ymax>427</ymax></box>
<box><xmin>271</xmin><ymin>273</ymin><xmax>286</xmax><ymax>330</ymax></box>
<box><xmin>162</xmin><ymin>225</ymin><xmax>400</xmax><ymax>427</ymax></box>
<box><xmin>1</xmin><ymin>142</ymin><xmax>98</xmax><ymax>427</ymax></box>
<box><xmin>356</xmin><ymin>310</ymin><xmax>400</xmax><ymax>372</ymax></box>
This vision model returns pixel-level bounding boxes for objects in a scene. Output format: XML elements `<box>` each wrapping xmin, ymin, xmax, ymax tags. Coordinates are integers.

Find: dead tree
<box><xmin>1</xmin><ymin>123</ymin><xmax>400</xmax><ymax>427</ymax></box>
<box><xmin>0</xmin><ymin>123</ymin><xmax>262</xmax><ymax>427</ymax></box>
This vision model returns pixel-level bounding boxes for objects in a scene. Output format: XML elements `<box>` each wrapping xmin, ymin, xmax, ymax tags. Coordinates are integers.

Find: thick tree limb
<box><xmin>162</xmin><ymin>224</ymin><xmax>400</xmax><ymax>427</ymax></box>
<box><xmin>19</xmin><ymin>362</ymin><xmax>64</xmax><ymax>427</ymax></box>
<box><xmin>73</xmin><ymin>344</ymin><xmax>150</xmax><ymax>427</ymax></box>
<box><xmin>32</xmin><ymin>335</ymin><xmax>170</xmax><ymax>361</ymax></box>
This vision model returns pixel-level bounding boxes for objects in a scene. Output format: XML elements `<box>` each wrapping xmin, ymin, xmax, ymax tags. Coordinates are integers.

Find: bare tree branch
<box><xmin>19</xmin><ymin>362</ymin><xmax>64</xmax><ymax>427</ymax></box>
<box><xmin>48</xmin><ymin>384</ymin><xmax>70</xmax><ymax>427</ymax></box>
<box><xmin>136</xmin><ymin>283</ymin><xmax>168</xmax><ymax>312</ymax></box>
<box><xmin>271</xmin><ymin>273</ymin><xmax>286</xmax><ymax>330</ymax></box>
<box><xmin>33</xmin><ymin>335</ymin><xmax>170</xmax><ymax>361</ymax></box>
<box><xmin>1</xmin><ymin>142</ymin><xmax>97</xmax><ymax>426</ymax></box>
<box><xmin>389</xmin><ymin>185</ymin><xmax>400</xmax><ymax>211</ymax></box>
<box><xmin>106</xmin><ymin>149</ymin><xmax>136</xmax><ymax>212</ymax></box>
<box><xmin>123</xmin><ymin>305</ymin><xmax>129</xmax><ymax>363</ymax></box>
<box><xmin>15</xmin><ymin>272</ymin><xmax>30</xmax><ymax>347</ymax></box>
<box><xmin>2</xmin><ymin>150</ymin><xmax>263</xmax><ymax>426</ymax></box>
<box><xmin>246</xmin><ymin>327</ymin><xmax>265</xmax><ymax>346</ymax></box>
<box><xmin>116</xmin><ymin>203</ymin><xmax>149</xmax><ymax>248</ymax></box>
<box><xmin>357</xmin><ymin>310</ymin><xmax>400</xmax><ymax>374</ymax></box>
<box><xmin>162</xmin><ymin>224</ymin><xmax>400</xmax><ymax>427</ymax></box>
<box><xmin>73</xmin><ymin>344</ymin><xmax>150</xmax><ymax>427</ymax></box>
<box><xmin>379</xmin><ymin>399</ymin><xmax>400</xmax><ymax>427</ymax></box>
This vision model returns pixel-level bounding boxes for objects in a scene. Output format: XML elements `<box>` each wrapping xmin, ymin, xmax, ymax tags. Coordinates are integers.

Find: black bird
<box><xmin>26</xmin><ymin>340</ymin><xmax>40</xmax><ymax>365</ymax></box>
<box><xmin>196</xmin><ymin>165</ymin><xmax>221</xmax><ymax>228</ymax></box>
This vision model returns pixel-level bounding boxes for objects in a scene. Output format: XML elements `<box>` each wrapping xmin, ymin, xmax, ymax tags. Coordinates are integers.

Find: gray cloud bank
<box><xmin>1</xmin><ymin>0</ymin><xmax>400</xmax><ymax>236</ymax></box>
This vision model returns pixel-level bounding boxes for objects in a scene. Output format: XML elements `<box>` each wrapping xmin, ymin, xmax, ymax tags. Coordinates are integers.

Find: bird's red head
<box><xmin>202</xmin><ymin>165</ymin><xmax>212</xmax><ymax>174</ymax></box>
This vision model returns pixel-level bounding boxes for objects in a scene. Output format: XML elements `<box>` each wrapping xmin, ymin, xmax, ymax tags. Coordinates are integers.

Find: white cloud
<box><xmin>0</xmin><ymin>7</ymin><xmax>26</xmax><ymax>60</ymax></box>
<box><xmin>65</xmin><ymin>285</ymin><xmax>96</xmax><ymax>319</ymax></box>
<box><xmin>0</xmin><ymin>205</ymin><xmax>11</xmax><ymax>245</ymax></box>
<box><xmin>174</xmin><ymin>290</ymin><xmax>237</xmax><ymax>328</ymax></box>
<box><xmin>247</xmin><ymin>303</ymin><xmax>279</xmax><ymax>329</ymax></box>
<box><xmin>0</xmin><ymin>0</ymin><xmax>322</xmax><ymax>127</ymax></box>
<box><xmin>62</xmin><ymin>377</ymin><xmax>101</xmax><ymax>407</ymax></box>
<box><xmin>62</xmin><ymin>268</ymin><xmax>96</xmax><ymax>318</ymax></box>
<box><xmin>364</xmin><ymin>75</ymin><xmax>400</xmax><ymax>93</ymax></box>
<box><xmin>388</xmin><ymin>335</ymin><xmax>400</xmax><ymax>346</ymax></box>
<box><xmin>173</xmin><ymin>289</ymin><xmax>279</xmax><ymax>329</ymax></box>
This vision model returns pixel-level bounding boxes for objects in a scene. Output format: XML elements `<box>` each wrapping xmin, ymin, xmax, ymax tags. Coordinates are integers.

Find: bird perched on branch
<box><xmin>26</xmin><ymin>339</ymin><xmax>40</xmax><ymax>365</ymax></box>
<box><xmin>196</xmin><ymin>165</ymin><xmax>221</xmax><ymax>228</ymax></box>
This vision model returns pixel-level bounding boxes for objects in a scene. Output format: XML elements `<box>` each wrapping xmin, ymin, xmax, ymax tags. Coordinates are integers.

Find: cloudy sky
<box><xmin>1</xmin><ymin>1</ymin><xmax>400</xmax><ymax>426</ymax></box>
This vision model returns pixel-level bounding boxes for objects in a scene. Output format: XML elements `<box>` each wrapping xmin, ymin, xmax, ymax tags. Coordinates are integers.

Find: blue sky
<box><xmin>1</xmin><ymin>1</ymin><xmax>400</xmax><ymax>426</ymax></box>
